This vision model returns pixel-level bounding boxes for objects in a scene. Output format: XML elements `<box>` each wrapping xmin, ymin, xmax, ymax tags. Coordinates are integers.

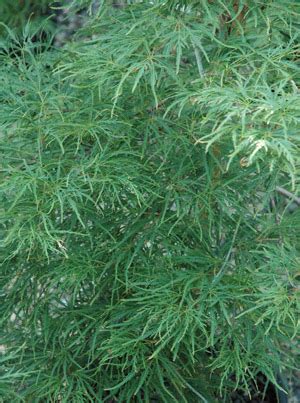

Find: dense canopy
<box><xmin>0</xmin><ymin>1</ymin><xmax>299</xmax><ymax>401</ymax></box>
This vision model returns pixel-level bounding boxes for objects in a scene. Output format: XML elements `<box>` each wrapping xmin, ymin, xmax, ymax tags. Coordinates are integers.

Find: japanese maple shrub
<box><xmin>0</xmin><ymin>1</ymin><xmax>299</xmax><ymax>402</ymax></box>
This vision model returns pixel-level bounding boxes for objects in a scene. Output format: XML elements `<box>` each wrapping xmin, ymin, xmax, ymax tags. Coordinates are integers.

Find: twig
<box><xmin>270</xmin><ymin>197</ymin><xmax>280</xmax><ymax>224</ymax></box>
<box><xmin>275</xmin><ymin>186</ymin><xmax>300</xmax><ymax>206</ymax></box>
<box><xmin>112</xmin><ymin>1</ymin><xmax>125</xmax><ymax>8</ymax></box>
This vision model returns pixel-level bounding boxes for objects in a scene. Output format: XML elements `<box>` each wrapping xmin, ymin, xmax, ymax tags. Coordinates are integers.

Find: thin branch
<box><xmin>270</xmin><ymin>197</ymin><xmax>280</xmax><ymax>224</ymax></box>
<box><xmin>276</xmin><ymin>186</ymin><xmax>300</xmax><ymax>206</ymax></box>
<box><xmin>112</xmin><ymin>0</ymin><xmax>125</xmax><ymax>8</ymax></box>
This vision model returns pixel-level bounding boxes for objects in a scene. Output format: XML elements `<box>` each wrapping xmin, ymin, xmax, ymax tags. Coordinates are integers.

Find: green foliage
<box><xmin>0</xmin><ymin>0</ymin><xmax>51</xmax><ymax>29</ymax></box>
<box><xmin>0</xmin><ymin>1</ymin><xmax>299</xmax><ymax>401</ymax></box>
